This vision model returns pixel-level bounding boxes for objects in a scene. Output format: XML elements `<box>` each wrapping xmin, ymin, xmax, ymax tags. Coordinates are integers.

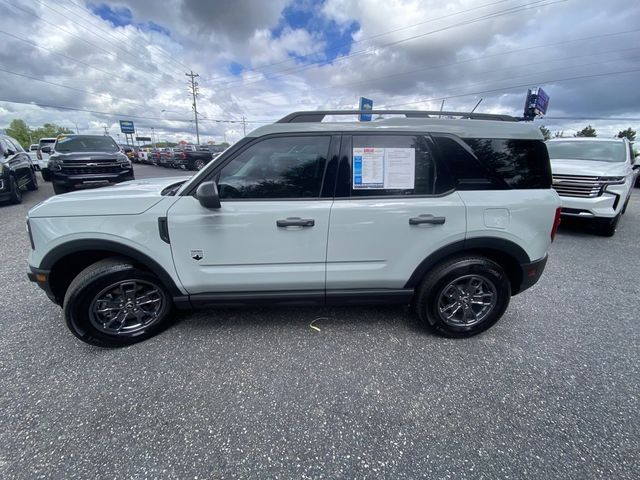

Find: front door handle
<box><xmin>276</xmin><ymin>217</ymin><xmax>315</xmax><ymax>227</ymax></box>
<box><xmin>409</xmin><ymin>215</ymin><xmax>446</xmax><ymax>225</ymax></box>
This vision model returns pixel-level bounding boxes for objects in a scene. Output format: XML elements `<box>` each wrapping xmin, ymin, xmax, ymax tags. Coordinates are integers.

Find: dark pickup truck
<box><xmin>173</xmin><ymin>145</ymin><xmax>225</xmax><ymax>171</ymax></box>
<box><xmin>47</xmin><ymin>135</ymin><xmax>134</xmax><ymax>195</ymax></box>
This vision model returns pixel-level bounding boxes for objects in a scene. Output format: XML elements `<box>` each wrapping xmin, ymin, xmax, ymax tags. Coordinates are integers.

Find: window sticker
<box><xmin>353</xmin><ymin>147</ymin><xmax>415</xmax><ymax>189</ymax></box>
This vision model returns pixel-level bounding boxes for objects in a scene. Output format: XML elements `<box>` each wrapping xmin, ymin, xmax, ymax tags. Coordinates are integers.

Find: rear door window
<box><xmin>347</xmin><ymin>135</ymin><xmax>450</xmax><ymax>197</ymax></box>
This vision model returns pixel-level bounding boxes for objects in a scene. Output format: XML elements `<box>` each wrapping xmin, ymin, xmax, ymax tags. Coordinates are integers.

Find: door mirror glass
<box><xmin>6</xmin><ymin>149</ymin><xmax>15</xmax><ymax>156</ymax></box>
<box><xmin>196</xmin><ymin>180</ymin><xmax>221</xmax><ymax>209</ymax></box>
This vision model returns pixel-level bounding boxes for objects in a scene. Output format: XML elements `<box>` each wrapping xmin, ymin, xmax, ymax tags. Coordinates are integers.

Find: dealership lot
<box><xmin>1</xmin><ymin>166</ymin><xmax>638</xmax><ymax>478</ymax></box>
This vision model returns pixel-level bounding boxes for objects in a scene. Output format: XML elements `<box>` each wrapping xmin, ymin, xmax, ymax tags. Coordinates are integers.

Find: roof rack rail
<box><xmin>276</xmin><ymin>110</ymin><xmax>519</xmax><ymax>123</ymax></box>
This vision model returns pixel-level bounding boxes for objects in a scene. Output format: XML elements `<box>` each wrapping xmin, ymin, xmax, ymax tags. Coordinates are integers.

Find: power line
<box><xmin>232</xmin><ymin>31</ymin><xmax>640</xmax><ymax>104</ymax></box>
<box><xmin>62</xmin><ymin>0</ymin><xmax>193</xmax><ymax>72</ymax></box>
<box><xmin>1</xmin><ymin>0</ymin><xmax>170</xmax><ymax>83</ymax></box>
<box><xmin>0</xmin><ymin>98</ymin><xmax>267</xmax><ymax>124</ymax></box>
<box><xmin>380</xmin><ymin>68</ymin><xmax>640</xmax><ymax>108</ymax></box>
<box><xmin>0</xmin><ymin>29</ymin><xmax>132</xmax><ymax>82</ymax></box>
<box><xmin>35</xmin><ymin>0</ymin><xmax>186</xmax><ymax>79</ymax></box>
<box><xmin>0</xmin><ymin>65</ymin><xmax>179</xmax><ymax>112</ymax></box>
<box><xmin>206</xmin><ymin>0</ymin><xmax>565</xmax><ymax>92</ymax></box>
<box><xmin>203</xmin><ymin>0</ymin><xmax>514</xmax><ymax>83</ymax></box>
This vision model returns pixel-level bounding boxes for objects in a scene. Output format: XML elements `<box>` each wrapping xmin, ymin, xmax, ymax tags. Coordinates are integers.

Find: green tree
<box><xmin>219</xmin><ymin>142</ymin><xmax>230</xmax><ymax>148</ymax></box>
<box><xmin>6</xmin><ymin>119</ymin><xmax>31</xmax><ymax>148</ymax></box>
<box><xmin>32</xmin><ymin>123</ymin><xmax>73</xmax><ymax>141</ymax></box>
<box><xmin>575</xmin><ymin>125</ymin><xmax>597</xmax><ymax>137</ymax></box>
<box><xmin>539</xmin><ymin>125</ymin><xmax>551</xmax><ymax>141</ymax></box>
<box><xmin>616</xmin><ymin>127</ymin><xmax>636</xmax><ymax>141</ymax></box>
<box><xmin>4</xmin><ymin>119</ymin><xmax>74</xmax><ymax>148</ymax></box>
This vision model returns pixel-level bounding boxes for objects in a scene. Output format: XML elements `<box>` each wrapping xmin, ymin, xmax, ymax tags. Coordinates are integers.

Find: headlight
<box><xmin>48</xmin><ymin>159</ymin><xmax>61</xmax><ymax>171</ymax></box>
<box><xmin>120</xmin><ymin>160</ymin><xmax>132</xmax><ymax>168</ymax></box>
<box><xmin>598</xmin><ymin>176</ymin><xmax>625</xmax><ymax>184</ymax></box>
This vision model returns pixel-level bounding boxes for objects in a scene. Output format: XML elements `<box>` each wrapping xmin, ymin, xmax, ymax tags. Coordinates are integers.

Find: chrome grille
<box><xmin>552</xmin><ymin>174</ymin><xmax>602</xmax><ymax>198</ymax></box>
<box><xmin>61</xmin><ymin>162</ymin><xmax>122</xmax><ymax>175</ymax></box>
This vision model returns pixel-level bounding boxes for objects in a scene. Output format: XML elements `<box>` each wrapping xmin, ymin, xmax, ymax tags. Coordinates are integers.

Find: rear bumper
<box><xmin>515</xmin><ymin>254</ymin><xmax>548</xmax><ymax>295</ymax></box>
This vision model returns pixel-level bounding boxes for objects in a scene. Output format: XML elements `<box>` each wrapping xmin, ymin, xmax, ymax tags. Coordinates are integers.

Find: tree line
<box><xmin>539</xmin><ymin>125</ymin><xmax>636</xmax><ymax>141</ymax></box>
<box><xmin>3</xmin><ymin>119</ymin><xmax>74</xmax><ymax>149</ymax></box>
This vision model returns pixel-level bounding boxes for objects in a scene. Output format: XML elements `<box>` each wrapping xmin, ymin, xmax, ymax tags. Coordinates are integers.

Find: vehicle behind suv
<box><xmin>547</xmin><ymin>137</ymin><xmax>638</xmax><ymax>236</ymax></box>
<box><xmin>26</xmin><ymin>110</ymin><xmax>560</xmax><ymax>347</ymax></box>
<box><xmin>1</xmin><ymin>135</ymin><xmax>38</xmax><ymax>204</ymax></box>
<box><xmin>48</xmin><ymin>134</ymin><xmax>134</xmax><ymax>195</ymax></box>
<box><xmin>37</xmin><ymin>137</ymin><xmax>56</xmax><ymax>180</ymax></box>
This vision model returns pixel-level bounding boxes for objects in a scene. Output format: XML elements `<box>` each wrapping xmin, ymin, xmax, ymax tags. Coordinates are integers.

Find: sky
<box><xmin>0</xmin><ymin>0</ymin><xmax>638</xmax><ymax>144</ymax></box>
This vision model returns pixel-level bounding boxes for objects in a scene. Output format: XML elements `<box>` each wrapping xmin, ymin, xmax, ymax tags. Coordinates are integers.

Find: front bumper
<box><xmin>27</xmin><ymin>265</ymin><xmax>59</xmax><ymax>304</ymax></box>
<box><xmin>558</xmin><ymin>183</ymin><xmax>631</xmax><ymax>219</ymax></box>
<box><xmin>51</xmin><ymin>170</ymin><xmax>134</xmax><ymax>188</ymax></box>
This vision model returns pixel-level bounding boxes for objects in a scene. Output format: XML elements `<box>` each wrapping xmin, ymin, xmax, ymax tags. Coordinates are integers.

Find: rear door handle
<box><xmin>276</xmin><ymin>217</ymin><xmax>315</xmax><ymax>227</ymax></box>
<box><xmin>409</xmin><ymin>215</ymin><xmax>446</xmax><ymax>225</ymax></box>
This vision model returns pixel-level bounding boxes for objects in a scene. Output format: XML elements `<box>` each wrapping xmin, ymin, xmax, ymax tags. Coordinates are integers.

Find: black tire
<box><xmin>53</xmin><ymin>183</ymin><xmax>69</xmax><ymax>195</ymax></box>
<box><xmin>8</xmin><ymin>175</ymin><xmax>22</xmax><ymax>204</ymax></box>
<box><xmin>597</xmin><ymin>215</ymin><xmax>619</xmax><ymax>237</ymax></box>
<box><xmin>194</xmin><ymin>158</ymin><xmax>206</xmax><ymax>171</ymax></box>
<box><xmin>63</xmin><ymin>258</ymin><xmax>174</xmax><ymax>347</ymax></box>
<box><xmin>41</xmin><ymin>168</ymin><xmax>51</xmax><ymax>182</ymax></box>
<box><xmin>27</xmin><ymin>169</ymin><xmax>38</xmax><ymax>191</ymax></box>
<box><xmin>415</xmin><ymin>256</ymin><xmax>511</xmax><ymax>338</ymax></box>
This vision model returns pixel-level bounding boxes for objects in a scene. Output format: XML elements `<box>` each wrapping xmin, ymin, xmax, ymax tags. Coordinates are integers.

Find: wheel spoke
<box><xmin>90</xmin><ymin>279</ymin><xmax>165</xmax><ymax>336</ymax></box>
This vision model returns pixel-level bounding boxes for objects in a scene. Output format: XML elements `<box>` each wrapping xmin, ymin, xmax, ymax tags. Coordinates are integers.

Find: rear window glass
<box><xmin>55</xmin><ymin>136</ymin><xmax>119</xmax><ymax>153</ymax></box>
<box><xmin>547</xmin><ymin>140</ymin><xmax>626</xmax><ymax>163</ymax></box>
<box><xmin>462</xmin><ymin>138</ymin><xmax>551</xmax><ymax>189</ymax></box>
<box><xmin>39</xmin><ymin>139</ymin><xmax>55</xmax><ymax>147</ymax></box>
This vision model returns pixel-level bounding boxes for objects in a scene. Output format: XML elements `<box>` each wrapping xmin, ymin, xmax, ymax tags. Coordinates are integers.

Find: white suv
<box><xmin>26</xmin><ymin>110</ymin><xmax>561</xmax><ymax>347</ymax></box>
<box><xmin>547</xmin><ymin>137</ymin><xmax>638</xmax><ymax>236</ymax></box>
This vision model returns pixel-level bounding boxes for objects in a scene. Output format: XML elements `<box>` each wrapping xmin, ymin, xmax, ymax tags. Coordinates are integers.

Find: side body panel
<box><xmin>326</xmin><ymin>193</ymin><xmax>467</xmax><ymax>289</ymax></box>
<box><xmin>167</xmin><ymin>196</ymin><xmax>332</xmax><ymax>293</ymax></box>
<box><xmin>459</xmin><ymin>190</ymin><xmax>560</xmax><ymax>262</ymax></box>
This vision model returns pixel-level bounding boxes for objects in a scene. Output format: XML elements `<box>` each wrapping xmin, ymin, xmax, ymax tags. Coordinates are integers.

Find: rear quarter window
<box><xmin>463</xmin><ymin>138</ymin><xmax>551</xmax><ymax>189</ymax></box>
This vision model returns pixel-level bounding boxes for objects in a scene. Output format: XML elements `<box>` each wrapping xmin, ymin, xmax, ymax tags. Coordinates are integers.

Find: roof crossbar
<box><xmin>276</xmin><ymin>110</ymin><xmax>519</xmax><ymax>123</ymax></box>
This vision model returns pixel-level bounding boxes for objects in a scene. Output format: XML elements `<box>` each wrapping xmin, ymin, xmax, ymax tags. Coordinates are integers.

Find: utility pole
<box><xmin>186</xmin><ymin>70</ymin><xmax>200</xmax><ymax>145</ymax></box>
<box><xmin>242</xmin><ymin>116</ymin><xmax>247</xmax><ymax>136</ymax></box>
<box><xmin>103</xmin><ymin>126</ymin><xmax>109</xmax><ymax>135</ymax></box>
<box><xmin>151</xmin><ymin>127</ymin><xmax>156</xmax><ymax>149</ymax></box>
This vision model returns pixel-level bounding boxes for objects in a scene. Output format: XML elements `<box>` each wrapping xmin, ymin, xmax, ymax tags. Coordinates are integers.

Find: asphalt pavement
<box><xmin>0</xmin><ymin>164</ymin><xmax>638</xmax><ymax>479</ymax></box>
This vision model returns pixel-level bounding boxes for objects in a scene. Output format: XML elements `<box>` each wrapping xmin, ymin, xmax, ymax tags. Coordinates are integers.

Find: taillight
<box><xmin>551</xmin><ymin>207</ymin><xmax>561</xmax><ymax>241</ymax></box>
<box><xmin>37</xmin><ymin>150</ymin><xmax>42</xmax><ymax>160</ymax></box>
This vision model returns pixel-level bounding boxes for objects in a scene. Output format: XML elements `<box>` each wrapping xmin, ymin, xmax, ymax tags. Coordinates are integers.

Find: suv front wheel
<box><xmin>63</xmin><ymin>258</ymin><xmax>173</xmax><ymax>347</ymax></box>
<box><xmin>415</xmin><ymin>256</ymin><xmax>511</xmax><ymax>337</ymax></box>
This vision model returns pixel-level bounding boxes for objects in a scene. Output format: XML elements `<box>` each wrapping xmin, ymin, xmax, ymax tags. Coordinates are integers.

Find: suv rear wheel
<box><xmin>415</xmin><ymin>256</ymin><xmax>511</xmax><ymax>337</ymax></box>
<box><xmin>63</xmin><ymin>258</ymin><xmax>173</xmax><ymax>347</ymax></box>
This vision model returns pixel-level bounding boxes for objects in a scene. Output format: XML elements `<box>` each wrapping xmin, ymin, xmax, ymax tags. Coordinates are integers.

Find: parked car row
<box><xmin>132</xmin><ymin>144</ymin><xmax>226</xmax><ymax>171</ymax></box>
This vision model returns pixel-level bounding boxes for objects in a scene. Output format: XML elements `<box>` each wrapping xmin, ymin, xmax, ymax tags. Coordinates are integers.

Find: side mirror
<box><xmin>196</xmin><ymin>180</ymin><xmax>221</xmax><ymax>209</ymax></box>
<box><xmin>6</xmin><ymin>149</ymin><xmax>15</xmax><ymax>156</ymax></box>
<box><xmin>41</xmin><ymin>146</ymin><xmax>51</xmax><ymax>154</ymax></box>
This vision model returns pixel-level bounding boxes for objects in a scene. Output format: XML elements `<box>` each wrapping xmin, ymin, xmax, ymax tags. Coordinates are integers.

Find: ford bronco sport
<box><xmin>27</xmin><ymin>110</ymin><xmax>561</xmax><ymax>347</ymax></box>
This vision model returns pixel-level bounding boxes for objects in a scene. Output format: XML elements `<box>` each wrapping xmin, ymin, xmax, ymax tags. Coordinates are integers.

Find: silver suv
<box><xmin>27</xmin><ymin>110</ymin><xmax>561</xmax><ymax>346</ymax></box>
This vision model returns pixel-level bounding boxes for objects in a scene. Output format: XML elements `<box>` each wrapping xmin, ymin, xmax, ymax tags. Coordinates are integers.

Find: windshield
<box><xmin>547</xmin><ymin>141</ymin><xmax>626</xmax><ymax>162</ymax></box>
<box><xmin>55</xmin><ymin>136</ymin><xmax>120</xmax><ymax>153</ymax></box>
